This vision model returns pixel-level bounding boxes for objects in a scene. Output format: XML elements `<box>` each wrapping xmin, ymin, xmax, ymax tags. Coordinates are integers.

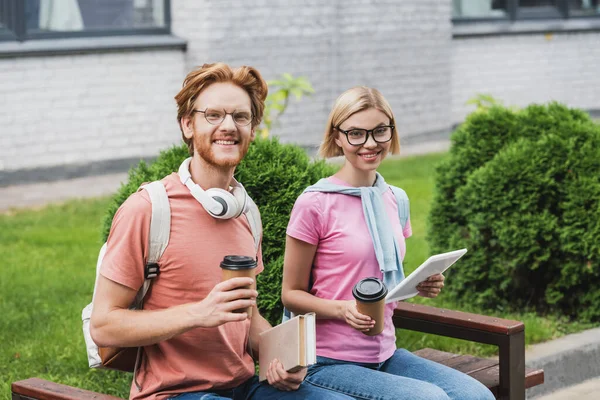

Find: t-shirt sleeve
<box><xmin>100</xmin><ymin>191</ymin><xmax>152</xmax><ymax>291</ymax></box>
<box><xmin>286</xmin><ymin>192</ymin><xmax>323</xmax><ymax>245</ymax></box>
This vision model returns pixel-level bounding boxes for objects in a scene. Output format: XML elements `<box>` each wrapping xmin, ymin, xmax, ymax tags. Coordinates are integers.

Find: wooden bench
<box><xmin>12</xmin><ymin>303</ymin><xmax>543</xmax><ymax>400</ymax></box>
<box><xmin>394</xmin><ymin>302</ymin><xmax>544</xmax><ymax>400</ymax></box>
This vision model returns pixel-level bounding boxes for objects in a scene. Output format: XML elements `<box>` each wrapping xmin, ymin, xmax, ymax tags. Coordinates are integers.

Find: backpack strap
<box><xmin>390</xmin><ymin>186</ymin><xmax>410</xmax><ymax>230</ymax></box>
<box><xmin>133</xmin><ymin>180</ymin><xmax>170</xmax><ymax>391</ymax></box>
<box><xmin>243</xmin><ymin>196</ymin><xmax>262</xmax><ymax>254</ymax></box>
<box><xmin>134</xmin><ymin>181</ymin><xmax>171</xmax><ymax>307</ymax></box>
<box><xmin>239</xmin><ymin>195</ymin><xmax>263</xmax><ymax>360</ymax></box>
<box><xmin>144</xmin><ymin>180</ymin><xmax>171</xmax><ymax>267</ymax></box>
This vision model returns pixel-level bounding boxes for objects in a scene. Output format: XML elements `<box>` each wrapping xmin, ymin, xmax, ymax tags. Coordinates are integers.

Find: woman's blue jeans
<box><xmin>304</xmin><ymin>349</ymin><xmax>496</xmax><ymax>400</ymax></box>
<box><xmin>169</xmin><ymin>375</ymin><xmax>350</xmax><ymax>399</ymax></box>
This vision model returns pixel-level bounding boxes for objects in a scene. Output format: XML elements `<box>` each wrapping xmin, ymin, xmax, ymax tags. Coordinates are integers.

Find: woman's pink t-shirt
<box><xmin>286</xmin><ymin>176</ymin><xmax>412</xmax><ymax>363</ymax></box>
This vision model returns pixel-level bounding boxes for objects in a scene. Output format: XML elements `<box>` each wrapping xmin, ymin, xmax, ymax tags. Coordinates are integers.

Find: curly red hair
<box><xmin>175</xmin><ymin>63</ymin><xmax>268</xmax><ymax>155</ymax></box>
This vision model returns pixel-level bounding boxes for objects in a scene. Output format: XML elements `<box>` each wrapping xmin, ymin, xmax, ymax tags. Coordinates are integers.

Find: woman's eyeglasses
<box><xmin>336</xmin><ymin>125</ymin><xmax>395</xmax><ymax>146</ymax></box>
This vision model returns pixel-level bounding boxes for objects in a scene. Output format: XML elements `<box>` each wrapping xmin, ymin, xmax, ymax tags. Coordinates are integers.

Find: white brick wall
<box><xmin>1</xmin><ymin>0</ymin><xmax>453</xmax><ymax>176</ymax></box>
<box><xmin>4</xmin><ymin>1</ymin><xmax>600</xmax><ymax>178</ymax></box>
<box><xmin>452</xmin><ymin>31</ymin><xmax>600</xmax><ymax>124</ymax></box>
<box><xmin>171</xmin><ymin>0</ymin><xmax>453</xmax><ymax>147</ymax></box>
<box><xmin>0</xmin><ymin>50</ymin><xmax>184</xmax><ymax>172</ymax></box>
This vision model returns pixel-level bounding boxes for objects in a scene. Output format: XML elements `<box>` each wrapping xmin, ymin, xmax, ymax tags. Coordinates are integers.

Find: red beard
<box><xmin>193</xmin><ymin>133</ymin><xmax>251</xmax><ymax>169</ymax></box>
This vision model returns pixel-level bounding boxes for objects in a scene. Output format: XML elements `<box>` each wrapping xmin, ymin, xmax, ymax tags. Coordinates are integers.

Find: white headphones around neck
<box><xmin>178</xmin><ymin>157</ymin><xmax>249</xmax><ymax>219</ymax></box>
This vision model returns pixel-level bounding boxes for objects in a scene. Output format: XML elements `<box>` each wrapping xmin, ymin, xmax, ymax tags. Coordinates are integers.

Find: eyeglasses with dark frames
<box><xmin>192</xmin><ymin>108</ymin><xmax>253</xmax><ymax>127</ymax></box>
<box><xmin>336</xmin><ymin>125</ymin><xmax>395</xmax><ymax>146</ymax></box>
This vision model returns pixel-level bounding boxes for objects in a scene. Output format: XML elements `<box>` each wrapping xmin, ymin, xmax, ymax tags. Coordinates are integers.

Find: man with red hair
<box><xmin>90</xmin><ymin>63</ymin><xmax>349</xmax><ymax>400</ymax></box>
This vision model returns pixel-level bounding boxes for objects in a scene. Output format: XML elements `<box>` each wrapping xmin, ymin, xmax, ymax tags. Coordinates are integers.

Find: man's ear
<box><xmin>181</xmin><ymin>116</ymin><xmax>194</xmax><ymax>140</ymax></box>
<box><xmin>250</xmin><ymin>127</ymin><xmax>256</xmax><ymax>142</ymax></box>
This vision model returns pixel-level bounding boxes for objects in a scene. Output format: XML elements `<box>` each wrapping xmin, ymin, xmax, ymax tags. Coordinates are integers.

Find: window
<box><xmin>568</xmin><ymin>0</ymin><xmax>600</xmax><ymax>16</ymax></box>
<box><xmin>0</xmin><ymin>1</ymin><xmax>16</xmax><ymax>40</ymax></box>
<box><xmin>518</xmin><ymin>0</ymin><xmax>563</xmax><ymax>18</ymax></box>
<box><xmin>453</xmin><ymin>0</ymin><xmax>600</xmax><ymax>20</ymax></box>
<box><xmin>453</xmin><ymin>0</ymin><xmax>509</xmax><ymax>19</ymax></box>
<box><xmin>0</xmin><ymin>0</ymin><xmax>169</xmax><ymax>41</ymax></box>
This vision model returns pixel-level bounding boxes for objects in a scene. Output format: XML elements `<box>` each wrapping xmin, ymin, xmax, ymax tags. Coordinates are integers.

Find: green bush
<box><xmin>428</xmin><ymin>102</ymin><xmax>600</xmax><ymax>322</ymax></box>
<box><xmin>102</xmin><ymin>138</ymin><xmax>335</xmax><ymax>326</ymax></box>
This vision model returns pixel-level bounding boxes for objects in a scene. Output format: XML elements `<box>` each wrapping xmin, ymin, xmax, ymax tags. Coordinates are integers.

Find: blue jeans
<box><xmin>169</xmin><ymin>375</ymin><xmax>351</xmax><ymax>399</ymax></box>
<box><xmin>304</xmin><ymin>349</ymin><xmax>496</xmax><ymax>400</ymax></box>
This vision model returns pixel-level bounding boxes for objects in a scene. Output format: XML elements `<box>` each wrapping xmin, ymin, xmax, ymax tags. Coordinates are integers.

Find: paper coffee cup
<box><xmin>352</xmin><ymin>277</ymin><xmax>388</xmax><ymax>336</ymax></box>
<box><xmin>220</xmin><ymin>255</ymin><xmax>257</xmax><ymax>318</ymax></box>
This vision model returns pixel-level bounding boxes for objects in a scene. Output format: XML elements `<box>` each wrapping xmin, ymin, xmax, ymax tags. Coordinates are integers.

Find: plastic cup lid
<box><xmin>352</xmin><ymin>277</ymin><xmax>388</xmax><ymax>302</ymax></box>
<box><xmin>220</xmin><ymin>255</ymin><xmax>257</xmax><ymax>270</ymax></box>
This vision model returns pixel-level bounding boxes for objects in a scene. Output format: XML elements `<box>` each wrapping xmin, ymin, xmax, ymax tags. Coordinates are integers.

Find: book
<box><xmin>385</xmin><ymin>248</ymin><xmax>468</xmax><ymax>303</ymax></box>
<box><xmin>258</xmin><ymin>312</ymin><xmax>316</xmax><ymax>382</ymax></box>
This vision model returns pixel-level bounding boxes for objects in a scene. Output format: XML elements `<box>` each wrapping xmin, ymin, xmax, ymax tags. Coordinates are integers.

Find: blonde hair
<box><xmin>319</xmin><ymin>86</ymin><xmax>400</xmax><ymax>158</ymax></box>
<box><xmin>174</xmin><ymin>63</ymin><xmax>268</xmax><ymax>155</ymax></box>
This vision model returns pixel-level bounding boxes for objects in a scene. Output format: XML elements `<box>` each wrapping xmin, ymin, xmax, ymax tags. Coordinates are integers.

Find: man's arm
<box><xmin>248</xmin><ymin>304</ymin><xmax>272</xmax><ymax>360</ymax></box>
<box><xmin>90</xmin><ymin>274</ymin><xmax>257</xmax><ymax>348</ymax></box>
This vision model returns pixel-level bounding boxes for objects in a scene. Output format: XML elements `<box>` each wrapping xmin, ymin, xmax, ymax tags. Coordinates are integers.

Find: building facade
<box><xmin>0</xmin><ymin>0</ymin><xmax>598</xmax><ymax>185</ymax></box>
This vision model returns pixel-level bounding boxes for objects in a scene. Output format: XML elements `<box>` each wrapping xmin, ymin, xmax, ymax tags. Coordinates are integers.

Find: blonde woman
<box><xmin>281</xmin><ymin>87</ymin><xmax>495</xmax><ymax>400</ymax></box>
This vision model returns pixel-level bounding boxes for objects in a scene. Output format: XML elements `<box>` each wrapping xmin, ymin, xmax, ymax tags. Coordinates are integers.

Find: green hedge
<box><xmin>102</xmin><ymin>138</ymin><xmax>335</xmax><ymax>325</ymax></box>
<box><xmin>428</xmin><ymin>102</ymin><xmax>600</xmax><ymax>322</ymax></box>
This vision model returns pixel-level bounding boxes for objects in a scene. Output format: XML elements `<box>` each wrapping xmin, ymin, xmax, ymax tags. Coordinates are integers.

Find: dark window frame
<box><xmin>0</xmin><ymin>0</ymin><xmax>18</xmax><ymax>40</ymax></box>
<box><xmin>0</xmin><ymin>0</ymin><xmax>170</xmax><ymax>42</ymax></box>
<box><xmin>453</xmin><ymin>0</ymin><xmax>600</xmax><ymax>23</ymax></box>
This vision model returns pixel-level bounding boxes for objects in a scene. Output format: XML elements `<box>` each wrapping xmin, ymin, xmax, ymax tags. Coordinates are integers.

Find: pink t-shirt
<box><xmin>100</xmin><ymin>173</ymin><xmax>263</xmax><ymax>400</ymax></box>
<box><xmin>286</xmin><ymin>176</ymin><xmax>412</xmax><ymax>363</ymax></box>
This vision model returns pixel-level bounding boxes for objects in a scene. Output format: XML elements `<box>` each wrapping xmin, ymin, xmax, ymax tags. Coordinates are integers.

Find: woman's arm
<box><xmin>281</xmin><ymin>235</ymin><xmax>374</xmax><ymax>331</ymax></box>
<box><xmin>281</xmin><ymin>235</ymin><xmax>342</xmax><ymax>319</ymax></box>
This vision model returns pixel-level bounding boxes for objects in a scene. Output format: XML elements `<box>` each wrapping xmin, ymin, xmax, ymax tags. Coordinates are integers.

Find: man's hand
<box><xmin>187</xmin><ymin>277</ymin><xmax>258</xmax><ymax>328</ymax></box>
<box><xmin>417</xmin><ymin>273</ymin><xmax>445</xmax><ymax>298</ymax></box>
<box><xmin>266</xmin><ymin>359</ymin><xmax>306</xmax><ymax>391</ymax></box>
<box><xmin>340</xmin><ymin>300</ymin><xmax>375</xmax><ymax>332</ymax></box>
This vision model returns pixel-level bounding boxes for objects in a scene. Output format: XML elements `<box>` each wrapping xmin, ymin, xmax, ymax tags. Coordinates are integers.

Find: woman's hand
<box><xmin>340</xmin><ymin>300</ymin><xmax>375</xmax><ymax>332</ymax></box>
<box><xmin>417</xmin><ymin>273</ymin><xmax>445</xmax><ymax>298</ymax></box>
<box><xmin>266</xmin><ymin>359</ymin><xmax>306</xmax><ymax>391</ymax></box>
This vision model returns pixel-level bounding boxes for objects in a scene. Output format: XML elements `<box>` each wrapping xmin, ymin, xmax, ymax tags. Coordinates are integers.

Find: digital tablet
<box><xmin>385</xmin><ymin>248</ymin><xmax>468</xmax><ymax>303</ymax></box>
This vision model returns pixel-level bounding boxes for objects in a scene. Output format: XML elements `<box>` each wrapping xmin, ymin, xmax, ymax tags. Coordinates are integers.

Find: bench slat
<box><xmin>469</xmin><ymin>365</ymin><xmax>501</xmax><ymax>397</ymax></box>
<box><xmin>12</xmin><ymin>378</ymin><xmax>123</xmax><ymax>400</ymax></box>
<box><xmin>441</xmin><ymin>354</ymin><xmax>498</xmax><ymax>374</ymax></box>
<box><xmin>415</xmin><ymin>348</ymin><xmax>545</xmax><ymax>397</ymax></box>
<box><xmin>412</xmin><ymin>348</ymin><xmax>458</xmax><ymax>363</ymax></box>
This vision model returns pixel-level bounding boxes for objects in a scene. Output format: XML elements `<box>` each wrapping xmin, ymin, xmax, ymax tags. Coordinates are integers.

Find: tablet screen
<box><xmin>385</xmin><ymin>248</ymin><xmax>467</xmax><ymax>303</ymax></box>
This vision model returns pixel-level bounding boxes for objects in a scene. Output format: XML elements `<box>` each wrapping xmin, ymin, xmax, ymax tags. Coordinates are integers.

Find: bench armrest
<box><xmin>394</xmin><ymin>302</ymin><xmax>524</xmax><ymax>340</ymax></box>
<box><xmin>394</xmin><ymin>302</ymin><xmax>526</xmax><ymax>400</ymax></box>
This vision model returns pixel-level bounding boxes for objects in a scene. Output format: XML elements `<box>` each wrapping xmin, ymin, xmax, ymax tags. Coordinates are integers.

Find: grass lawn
<box><xmin>0</xmin><ymin>198</ymin><xmax>133</xmax><ymax>398</ymax></box>
<box><xmin>0</xmin><ymin>152</ymin><xmax>595</xmax><ymax>399</ymax></box>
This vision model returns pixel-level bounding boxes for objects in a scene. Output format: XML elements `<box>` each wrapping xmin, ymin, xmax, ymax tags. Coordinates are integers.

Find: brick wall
<box><xmin>0</xmin><ymin>0</ymin><xmax>453</xmax><ymax>181</ymax></box>
<box><xmin>0</xmin><ymin>50</ymin><xmax>184</xmax><ymax>174</ymax></box>
<box><xmin>4</xmin><ymin>1</ymin><xmax>600</xmax><ymax>182</ymax></box>
<box><xmin>452</xmin><ymin>31</ymin><xmax>600</xmax><ymax>123</ymax></box>
<box><xmin>172</xmin><ymin>0</ymin><xmax>453</xmax><ymax>147</ymax></box>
